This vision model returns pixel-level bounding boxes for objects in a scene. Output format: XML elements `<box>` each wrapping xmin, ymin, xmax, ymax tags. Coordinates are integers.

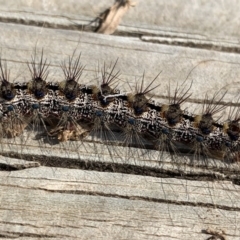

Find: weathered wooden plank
<box><xmin>1</xmin><ymin>0</ymin><xmax>240</xmax><ymax>41</ymax></box>
<box><xmin>1</xmin><ymin>167</ymin><xmax>240</xmax><ymax>209</ymax></box>
<box><xmin>0</xmin><ymin>167</ymin><xmax>239</xmax><ymax>239</ymax></box>
<box><xmin>3</xmin><ymin>188</ymin><xmax>235</xmax><ymax>240</ymax></box>
<box><xmin>0</xmin><ymin>1</ymin><xmax>240</xmax><ymax>239</ymax></box>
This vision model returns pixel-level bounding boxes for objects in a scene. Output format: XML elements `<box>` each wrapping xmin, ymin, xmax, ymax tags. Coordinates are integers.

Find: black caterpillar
<box><xmin>0</xmin><ymin>49</ymin><xmax>239</xmax><ymax>168</ymax></box>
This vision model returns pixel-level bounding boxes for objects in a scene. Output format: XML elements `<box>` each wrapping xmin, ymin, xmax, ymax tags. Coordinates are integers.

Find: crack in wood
<box><xmin>0</xmin><ymin>13</ymin><xmax>240</xmax><ymax>55</ymax></box>
<box><xmin>141</xmin><ymin>36</ymin><xmax>240</xmax><ymax>54</ymax></box>
<box><xmin>2</xmin><ymin>152</ymin><xmax>236</xmax><ymax>184</ymax></box>
<box><xmin>37</xmin><ymin>188</ymin><xmax>240</xmax><ymax>212</ymax></box>
<box><xmin>0</xmin><ymin>231</ymin><xmax>61</xmax><ymax>238</ymax></box>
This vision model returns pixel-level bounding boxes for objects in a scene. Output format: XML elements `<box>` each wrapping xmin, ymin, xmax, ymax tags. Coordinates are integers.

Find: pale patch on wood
<box><xmin>94</xmin><ymin>0</ymin><xmax>136</xmax><ymax>34</ymax></box>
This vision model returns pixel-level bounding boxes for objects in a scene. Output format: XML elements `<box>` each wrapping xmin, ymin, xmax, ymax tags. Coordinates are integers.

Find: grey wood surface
<box><xmin>0</xmin><ymin>1</ymin><xmax>240</xmax><ymax>239</ymax></box>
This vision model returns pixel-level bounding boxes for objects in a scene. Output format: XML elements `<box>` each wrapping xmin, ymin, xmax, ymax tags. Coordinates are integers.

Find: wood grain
<box><xmin>0</xmin><ymin>1</ymin><xmax>240</xmax><ymax>239</ymax></box>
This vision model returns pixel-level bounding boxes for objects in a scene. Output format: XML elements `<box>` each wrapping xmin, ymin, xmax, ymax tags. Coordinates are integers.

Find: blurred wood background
<box><xmin>0</xmin><ymin>1</ymin><xmax>240</xmax><ymax>239</ymax></box>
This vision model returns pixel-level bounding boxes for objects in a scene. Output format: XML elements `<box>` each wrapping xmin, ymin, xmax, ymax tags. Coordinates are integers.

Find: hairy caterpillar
<box><xmin>0</xmin><ymin>48</ymin><xmax>239</xmax><ymax>175</ymax></box>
